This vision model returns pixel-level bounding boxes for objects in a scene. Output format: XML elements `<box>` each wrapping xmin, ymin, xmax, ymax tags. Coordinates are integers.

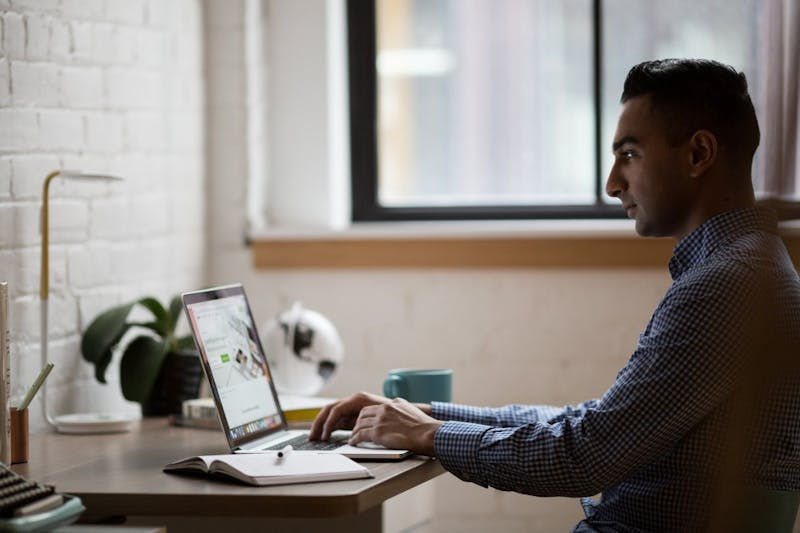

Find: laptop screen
<box><xmin>183</xmin><ymin>285</ymin><xmax>286</xmax><ymax>449</ymax></box>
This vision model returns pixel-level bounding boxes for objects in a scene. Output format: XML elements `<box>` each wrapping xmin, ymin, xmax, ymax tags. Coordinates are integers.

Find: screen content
<box><xmin>186</xmin><ymin>295</ymin><xmax>282</xmax><ymax>442</ymax></box>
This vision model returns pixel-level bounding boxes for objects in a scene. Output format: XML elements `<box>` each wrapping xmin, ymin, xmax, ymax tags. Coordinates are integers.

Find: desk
<box><xmin>13</xmin><ymin>419</ymin><xmax>445</xmax><ymax>532</ymax></box>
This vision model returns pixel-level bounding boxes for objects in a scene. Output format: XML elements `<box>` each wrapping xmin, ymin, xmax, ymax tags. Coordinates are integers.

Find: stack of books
<box><xmin>173</xmin><ymin>395</ymin><xmax>336</xmax><ymax>430</ymax></box>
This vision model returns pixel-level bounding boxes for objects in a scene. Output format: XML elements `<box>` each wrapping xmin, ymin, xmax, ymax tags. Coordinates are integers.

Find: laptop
<box><xmin>182</xmin><ymin>284</ymin><xmax>412</xmax><ymax>460</ymax></box>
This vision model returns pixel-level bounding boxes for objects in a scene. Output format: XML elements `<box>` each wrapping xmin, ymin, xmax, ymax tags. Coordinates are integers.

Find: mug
<box><xmin>383</xmin><ymin>368</ymin><xmax>452</xmax><ymax>403</ymax></box>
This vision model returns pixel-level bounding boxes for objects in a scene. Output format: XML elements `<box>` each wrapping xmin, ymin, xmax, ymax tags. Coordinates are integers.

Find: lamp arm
<box><xmin>40</xmin><ymin>170</ymin><xmax>60</xmax><ymax>427</ymax></box>
<box><xmin>40</xmin><ymin>170</ymin><xmax>60</xmax><ymax>301</ymax></box>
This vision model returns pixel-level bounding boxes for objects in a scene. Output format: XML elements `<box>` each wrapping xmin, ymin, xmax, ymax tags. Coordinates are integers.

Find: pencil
<box><xmin>18</xmin><ymin>362</ymin><xmax>54</xmax><ymax>411</ymax></box>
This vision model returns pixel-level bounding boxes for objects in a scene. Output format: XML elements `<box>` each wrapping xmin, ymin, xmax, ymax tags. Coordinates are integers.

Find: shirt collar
<box><xmin>668</xmin><ymin>206</ymin><xmax>778</xmax><ymax>280</ymax></box>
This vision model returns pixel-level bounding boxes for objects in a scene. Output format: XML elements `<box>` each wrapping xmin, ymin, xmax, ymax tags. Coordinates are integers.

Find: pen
<box><xmin>18</xmin><ymin>362</ymin><xmax>54</xmax><ymax>411</ymax></box>
<box><xmin>277</xmin><ymin>444</ymin><xmax>293</xmax><ymax>458</ymax></box>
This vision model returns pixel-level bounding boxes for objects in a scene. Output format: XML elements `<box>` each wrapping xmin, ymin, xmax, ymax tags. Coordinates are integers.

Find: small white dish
<box><xmin>53</xmin><ymin>413</ymin><xmax>138</xmax><ymax>434</ymax></box>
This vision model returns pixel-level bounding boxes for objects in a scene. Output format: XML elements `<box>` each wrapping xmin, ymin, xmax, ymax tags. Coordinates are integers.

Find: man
<box><xmin>310</xmin><ymin>59</ymin><xmax>800</xmax><ymax>531</ymax></box>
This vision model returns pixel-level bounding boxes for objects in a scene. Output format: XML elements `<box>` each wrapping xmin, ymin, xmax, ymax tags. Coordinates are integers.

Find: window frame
<box><xmin>347</xmin><ymin>0</ymin><xmax>624</xmax><ymax>222</ymax></box>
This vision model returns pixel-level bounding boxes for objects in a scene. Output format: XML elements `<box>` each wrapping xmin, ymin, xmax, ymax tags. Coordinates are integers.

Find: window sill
<box><xmin>250</xmin><ymin>220</ymin><xmax>800</xmax><ymax>269</ymax></box>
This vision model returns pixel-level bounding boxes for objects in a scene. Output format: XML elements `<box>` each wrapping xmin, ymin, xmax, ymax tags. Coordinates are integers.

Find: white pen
<box><xmin>277</xmin><ymin>444</ymin><xmax>293</xmax><ymax>458</ymax></box>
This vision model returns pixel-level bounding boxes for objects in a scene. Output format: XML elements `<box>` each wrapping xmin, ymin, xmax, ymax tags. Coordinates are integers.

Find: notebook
<box><xmin>182</xmin><ymin>284</ymin><xmax>411</xmax><ymax>460</ymax></box>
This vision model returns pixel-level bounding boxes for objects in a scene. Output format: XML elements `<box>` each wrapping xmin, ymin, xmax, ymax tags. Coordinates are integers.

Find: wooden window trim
<box><xmin>251</xmin><ymin>226</ymin><xmax>800</xmax><ymax>269</ymax></box>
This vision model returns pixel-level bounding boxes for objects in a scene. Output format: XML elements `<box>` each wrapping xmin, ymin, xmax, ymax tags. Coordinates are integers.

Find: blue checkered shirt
<box><xmin>431</xmin><ymin>207</ymin><xmax>800</xmax><ymax>532</ymax></box>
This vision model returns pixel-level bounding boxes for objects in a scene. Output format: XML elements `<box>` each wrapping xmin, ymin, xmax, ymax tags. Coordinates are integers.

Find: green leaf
<box><xmin>137</xmin><ymin>297</ymin><xmax>169</xmax><ymax>337</ymax></box>
<box><xmin>168</xmin><ymin>295</ymin><xmax>183</xmax><ymax>335</ymax></box>
<box><xmin>128</xmin><ymin>321</ymin><xmax>164</xmax><ymax>336</ymax></box>
<box><xmin>81</xmin><ymin>302</ymin><xmax>136</xmax><ymax>383</ymax></box>
<box><xmin>93</xmin><ymin>348</ymin><xmax>114</xmax><ymax>384</ymax></box>
<box><xmin>173</xmin><ymin>334</ymin><xmax>197</xmax><ymax>353</ymax></box>
<box><xmin>120</xmin><ymin>337</ymin><xmax>169</xmax><ymax>403</ymax></box>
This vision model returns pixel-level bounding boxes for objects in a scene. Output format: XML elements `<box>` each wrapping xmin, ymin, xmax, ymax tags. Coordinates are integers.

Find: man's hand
<box><xmin>309</xmin><ymin>391</ymin><xmax>392</xmax><ymax>441</ymax></box>
<box><xmin>309</xmin><ymin>392</ymin><xmax>436</xmax><ymax>451</ymax></box>
<box><xmin>349</xmin><ymin>398</ymin><xmax>443</xmax><ymax>456</ymax></box>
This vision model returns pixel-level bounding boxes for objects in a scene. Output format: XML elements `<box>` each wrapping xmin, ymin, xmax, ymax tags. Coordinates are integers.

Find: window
<box><xmin>348</xmin><ymin>0</ymin><xmax>760</xmax><ymax>221</ymax></box>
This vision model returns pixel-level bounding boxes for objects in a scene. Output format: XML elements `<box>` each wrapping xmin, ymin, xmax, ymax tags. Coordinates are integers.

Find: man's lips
<box><xmin>623</xmin><ymin>203</ymin><xmax>637</xmax><ymax>216</ymax></box>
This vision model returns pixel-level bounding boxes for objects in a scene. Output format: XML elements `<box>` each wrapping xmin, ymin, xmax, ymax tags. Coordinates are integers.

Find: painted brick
<box><xmin>112</xmin><ymin>26</ymin><xmax>137</xmax><ymax>65</ymax></box>
<box><xmin>0</xmin><ymin>158</ymin><xmax>10</xmax><ymax>200</ymax></box>
<box><xmin>59</xmin><ymin>0</ymin><xmax>105</xmax><ymax>21</ymax></box>
<box><xmin>89</xmin><ymin>197</ymin><xmax>130</xmax><ymax>239</ymax></box>
<box><xmin>49</xmin><ymin>20</ymin><xmax>71</xmax><ymax>63</ymax></box>
<box><xmin>2</xmin><ymin>12</ymin><xmax>26</xmax><ymax>60</ymax></box>
<box><xmin>10</xmin><ymin>297</ymin><xmax>39</xmax><ymax>345</ymax></box>
<box><xmin>106</xmin><ymin>68</ymin><xmax>160</xmax><ymax>109</ymax></box>
<box><xmin>38</xmin><ymin>110</ymin><xmax>84</xmax><ymax>150</ymax></box>
<box><xmin>70</xmin><ymin>21</ymin><xmax>94</xmax><ymax>63</ymax></box>
<box><xmin>67</xmin><ymin>244</ymin><xmax>112</xmax><ymax>289</ymax></box>
<box><xmin>3</xmin><ymin>0</ymin><xmax>205</xmax><ymax>427</ymax></box>
<box><xmin>136</xmin><ymin>29</ymin><xmax>163</xmax><ymax>68</ymax></box>
<box><xmin>10</xmin><ymin>61</ymin><xmax>60</xmax><ymax>107</ymax></box>
<box><xmin>85</xmin><ymin>112</ymin><xmax>123</xmax><ymax>153</ymax></box>
<box><xmin>145</xmin><ymin>0</ymin><xmax>166</xmax><ymax>27</ymax></box>
<box><xmin>92</xmin><ymin>23</ymin><xmax>114</xmax><ymax>65</ymax></box>
<box><xmin>47</xmin><ymin>201</ymin><xmax>91</xmax><ymax>244</ymax></box>
<box><xmin>60</xmin><ymin>66</ymin><xmax>104</xmax><ymax>109</ymax></box>
<box><xmin>50</xmin><ymin>294</ymin><xmax>80</xmax><ymax>339</ymax></box>
<box><xmin>0</xmin><ymin>109</ymin><xmax>38</xmax><ymax>151</ymax></box>
<box><xmin>124</xmin><ymin>112</ymin><xmax>165</xmax><ymax>151</ymax></box>
<box><xmin>24</xmin><ymin>13</ymin><xmax>50</xmax><ymax>61</ymax></box>
<box><xmin>105</xmin><ymin>0</ymin><xmax>145</xmax><ymax>25</ymax></box>
<box><xmin>8</xmin><ymin>247</ymin><xmax>48</xmax><ymax>295</ymax></box>
<box><xmin>7</xmin><ymin>202</ymin><xmax>37</xmax><ymax>247</ymax></box>
<box><xmin>169</xmin><ymin>110</ymin><xmax>202</xmax><ymax>152</ymax></box>
<box><xmin>129</xmin><ymin>194</ymin><xmax>168</xmax><ymax>238</ymax></box>
<box><xmin>10</xmin><ymin>0</ymin><xmax>59</xmax><ymax>11</ymax></box>
<box><xmin>10</xmin><ymin>154</ymin><xmax>60</xmax><ymax>199</ymax></box>
<box><xmin>0</xmin><ymin>58</ymin><xmax>10</xmax><ymax>106</ymax></box>
<box><xmin>0</xmin><ymin>205</ymin><xmax>13</xmax><ymax>247</ymax></box>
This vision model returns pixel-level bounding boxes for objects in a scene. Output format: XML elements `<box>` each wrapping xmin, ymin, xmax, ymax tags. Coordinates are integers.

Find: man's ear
<box><xmin>687</xmin><ymin>130</ymin><xmax>718</xmax><ymax>178</ymax></box>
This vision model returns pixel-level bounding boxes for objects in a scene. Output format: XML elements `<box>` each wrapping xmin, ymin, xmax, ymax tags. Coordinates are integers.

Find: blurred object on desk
<box><xmin>176</xmin><ymin>395</ymin><xmax>336</xmax><ymax>430</ymax></box>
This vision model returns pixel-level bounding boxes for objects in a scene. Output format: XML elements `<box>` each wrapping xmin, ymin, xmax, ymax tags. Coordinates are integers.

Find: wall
<box><xmin>0</xmin><ymin>0</ymin><xmax>206</xmax><ymax>430</ymax></box>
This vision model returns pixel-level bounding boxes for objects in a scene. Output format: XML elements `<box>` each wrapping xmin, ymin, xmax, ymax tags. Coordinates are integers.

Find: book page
<box><xmin>209</xmin><ymin>452</ymin><xmax>368</xmax><ymax>479</ymax></box>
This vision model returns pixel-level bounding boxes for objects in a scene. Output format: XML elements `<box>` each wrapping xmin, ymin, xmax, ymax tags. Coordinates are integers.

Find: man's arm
<box><xmin>428</xmin><ymin>271</ymin><xmax>764</xmax><ymax>497</ymax></box>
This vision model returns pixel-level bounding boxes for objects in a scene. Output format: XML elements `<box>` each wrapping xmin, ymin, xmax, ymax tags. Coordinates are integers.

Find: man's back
<box><xmin>584</xmin><ymin>207</ymin><xmax>800</xmax><ymax>531</ymax></box>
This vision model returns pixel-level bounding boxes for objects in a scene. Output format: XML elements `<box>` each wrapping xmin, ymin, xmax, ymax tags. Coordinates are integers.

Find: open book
<box><xmin>163</xmin><ymin>451</ymin><xmax>372</xmax><ymax>486</ymax></box>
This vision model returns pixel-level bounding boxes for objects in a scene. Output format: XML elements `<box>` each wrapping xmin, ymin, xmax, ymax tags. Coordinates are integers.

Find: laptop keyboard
<box><xmin>265</xmin><ymin>434</ymin><xmax>349</xmax><ymax>452</ymax></box>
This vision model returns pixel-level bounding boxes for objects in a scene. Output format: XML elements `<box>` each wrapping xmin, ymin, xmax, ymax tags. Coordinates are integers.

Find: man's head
<box><xmin>606</xmin><ymin>59</ymin><xmax>759</xmax><ymax>240</ymax></box>
<box><xmin>621</xmin><ymin>59</ymin><xmax>760</xmax><ymax>164</ymax></box>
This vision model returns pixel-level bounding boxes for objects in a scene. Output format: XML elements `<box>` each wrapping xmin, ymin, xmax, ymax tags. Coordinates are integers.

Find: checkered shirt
<box><xmin>431</xmin><ymin>207</ymin><xmax>800</xmax><ymax>532</ymax></box>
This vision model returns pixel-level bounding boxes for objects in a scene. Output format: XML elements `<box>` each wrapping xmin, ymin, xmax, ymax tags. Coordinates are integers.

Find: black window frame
<box><xmin>348</xmin><ymin>0</ymin><xmax>625</xmax><ymax>222</ymax></box>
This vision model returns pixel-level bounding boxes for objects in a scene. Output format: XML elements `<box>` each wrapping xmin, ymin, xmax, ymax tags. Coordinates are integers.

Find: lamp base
<box><xmin>52</xmin><ymin>413</ymin><xmax>137</xmax><ymax>434</ymax></box>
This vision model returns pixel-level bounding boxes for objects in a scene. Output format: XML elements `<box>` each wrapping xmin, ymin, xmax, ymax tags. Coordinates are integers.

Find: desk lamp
<box><xmin>41</xmin><ymin>170</ymin><xmax>134</xmax><ymax>433</ymax></box>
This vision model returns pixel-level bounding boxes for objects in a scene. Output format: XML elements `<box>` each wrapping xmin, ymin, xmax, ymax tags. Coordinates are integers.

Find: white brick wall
<box><xmin>0</xmin><ymin>0</ymin><xmax>205</xmax><ymax>431</ymax></box>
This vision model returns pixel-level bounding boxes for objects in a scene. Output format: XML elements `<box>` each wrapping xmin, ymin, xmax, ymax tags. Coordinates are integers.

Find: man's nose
<box><xmin>605</xmin><ymin>163</ymin><xmax>626</xmax><ymax>198</ymax></box>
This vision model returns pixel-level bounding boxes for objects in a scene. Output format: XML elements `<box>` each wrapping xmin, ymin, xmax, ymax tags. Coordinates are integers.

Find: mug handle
<box><xmin>383</xmin><ymin>375</ymin><xmax>408</xmax><ymax>399</ymax></box>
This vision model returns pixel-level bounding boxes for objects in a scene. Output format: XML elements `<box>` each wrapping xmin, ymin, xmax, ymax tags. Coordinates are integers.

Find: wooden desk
<box><xmin>13</xmin><ymin>419</ymin><xmax>444</xmax><ymax>532</ymax></box>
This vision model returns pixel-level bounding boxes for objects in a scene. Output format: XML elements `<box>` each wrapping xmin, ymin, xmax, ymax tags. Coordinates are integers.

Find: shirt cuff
<box><xmin>434</xmin><ymin>420</ymin><xmax>491</xmax><ymax>485</ymax></box>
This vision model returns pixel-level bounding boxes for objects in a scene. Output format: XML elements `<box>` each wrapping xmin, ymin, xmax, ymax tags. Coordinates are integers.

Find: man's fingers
<box><xmin>321</xmin><ymin>403</ymin><xmax>349</xmax><ymax>440</ymax></box>
<box><xmin>309</xmin><ymin>403</ymin><xmax>335</xmax><ymax>440</ymax></box>
<box><xmin>349</xmin><ymin>415</ymin><xmax>376</xmax><ymax>445</ymax></box>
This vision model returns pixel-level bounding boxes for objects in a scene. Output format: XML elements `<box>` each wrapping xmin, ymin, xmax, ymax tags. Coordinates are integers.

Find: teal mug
<box><xmin>383</xmin><ymin>368</ymin><xmax>452</xmax><ymax>403</ymax></box>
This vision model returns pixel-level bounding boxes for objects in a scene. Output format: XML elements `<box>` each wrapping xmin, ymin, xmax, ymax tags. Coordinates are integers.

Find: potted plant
<box><xmin>80</xmin><ymin>295</ymin><xmax>203</xmax><ymax>416</ymax></box>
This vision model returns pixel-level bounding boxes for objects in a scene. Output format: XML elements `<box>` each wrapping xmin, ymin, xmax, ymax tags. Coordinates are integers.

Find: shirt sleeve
<box><xmin>432</xmin><ymin>266</ymin><xmax>765</xmax><ymax>497</ymax></box>
<box><xmin>430</xmin><ymin>401</ymin><xmax>600</xmax><ymax>427</ymax></box>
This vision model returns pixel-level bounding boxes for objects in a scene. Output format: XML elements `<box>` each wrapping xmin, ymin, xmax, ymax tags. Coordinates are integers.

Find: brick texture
<box><xmin>0</xmin><ymin>0</ymin><xmax>205</xmax><ymax>430</ymax></box>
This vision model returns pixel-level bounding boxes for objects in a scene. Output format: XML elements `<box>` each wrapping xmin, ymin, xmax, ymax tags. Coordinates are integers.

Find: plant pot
<box><xmin>141</xmin><ymin>349</ymin><xmax>204</xmax><ymax>417</ymax></box>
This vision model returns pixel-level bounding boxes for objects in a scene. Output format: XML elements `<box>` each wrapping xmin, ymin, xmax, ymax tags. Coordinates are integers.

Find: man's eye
<box><xmin>621</xmin><ymin>150</ymin><xmax>636</xmax><ymax>161</ymax></box>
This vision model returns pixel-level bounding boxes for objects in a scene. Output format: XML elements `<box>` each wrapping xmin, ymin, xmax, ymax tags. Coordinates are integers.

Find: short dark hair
<box><xmin>621</xmin><ymin>59</ymin><xmax>760</xmax><ymax>165</ymax></box>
